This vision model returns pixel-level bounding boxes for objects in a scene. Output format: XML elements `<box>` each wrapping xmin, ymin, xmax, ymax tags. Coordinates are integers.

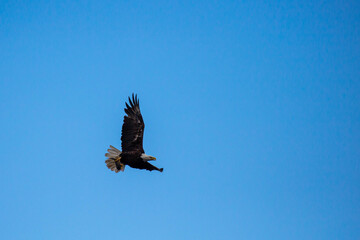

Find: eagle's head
<box><xmin>140</xmin><ymin>153</ymin><xmax>157</xmax><ymax>161</ymax></box>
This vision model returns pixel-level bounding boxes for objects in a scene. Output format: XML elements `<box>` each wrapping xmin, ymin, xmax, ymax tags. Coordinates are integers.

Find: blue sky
<box><xmin>1</xmin><ymin>0</ymin><xmax>359</xmax><ymax>239</ymax></box>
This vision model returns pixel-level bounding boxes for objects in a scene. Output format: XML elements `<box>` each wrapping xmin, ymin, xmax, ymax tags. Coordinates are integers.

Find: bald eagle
<box><xmin>105</xmin><ymin>94</ymin><xmax>163</xmax><ymax>173</ymax></box>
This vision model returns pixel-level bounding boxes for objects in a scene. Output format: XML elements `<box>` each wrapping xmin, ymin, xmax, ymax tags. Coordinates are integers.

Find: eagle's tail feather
<box><xmin>105</xmin><ymin>145</ymin><xmax>125</xmax><ymax>173</ymax></box>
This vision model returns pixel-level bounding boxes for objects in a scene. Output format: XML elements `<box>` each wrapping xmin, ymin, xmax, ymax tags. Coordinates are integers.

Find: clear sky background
<box><xmin>1</xmin><ymin>1</ymin><xmax>359</xmax><ymax>239</ymax></box>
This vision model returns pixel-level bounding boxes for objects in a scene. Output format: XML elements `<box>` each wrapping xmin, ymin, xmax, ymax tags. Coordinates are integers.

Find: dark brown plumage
<box><xmin>105</xmin><ymin>94</ymin><xmax>163</xmax><ymax>173</ymax></box>
<box><xmin>121</xmin><ymin>94</ymin><xmax>145</xmax><ymax>153</ymax></box>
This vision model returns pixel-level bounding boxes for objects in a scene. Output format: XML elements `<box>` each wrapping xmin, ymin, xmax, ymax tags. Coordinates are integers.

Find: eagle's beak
<box><xmin>151</xmin><ymin>156</ymin><xmax>157</xmax><ymax>160</ymax></box>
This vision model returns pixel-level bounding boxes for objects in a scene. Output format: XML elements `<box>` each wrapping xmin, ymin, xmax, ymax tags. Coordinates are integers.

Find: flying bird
<box><xmin>105</xmin><ymin>94</ymin><xmax>163</xmax><ymax>173</ymax></box>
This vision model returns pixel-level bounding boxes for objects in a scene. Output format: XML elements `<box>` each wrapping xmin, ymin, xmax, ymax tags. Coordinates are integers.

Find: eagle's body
<box><xmin>105</xmin><ymin>94</ymin><xmax>163</xmax><ymax>173</ymax></box>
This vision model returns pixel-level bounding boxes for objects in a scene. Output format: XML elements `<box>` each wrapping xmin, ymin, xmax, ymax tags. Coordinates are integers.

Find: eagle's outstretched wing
<box><xmin>121</xmin><ymin>93</ymin><xmax>145</xmax><ymax>153</ymax></box>
<box><xmin>142</xmin><ymin>161</ymin><xmax>163</xmax><ymax>172</ymax></box>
